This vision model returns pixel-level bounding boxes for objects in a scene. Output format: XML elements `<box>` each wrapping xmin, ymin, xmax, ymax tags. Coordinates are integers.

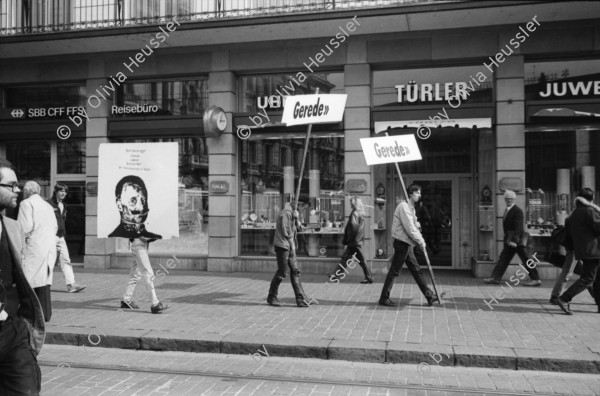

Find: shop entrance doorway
<box><xmin>404</xmin><ymin>174</ymin><xmax>472</xmax><ymax>269</ymax></box>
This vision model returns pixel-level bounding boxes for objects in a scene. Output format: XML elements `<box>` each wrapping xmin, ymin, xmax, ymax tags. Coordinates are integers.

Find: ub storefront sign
<box><xmin>360</xmin><ymin>134</ymin><xmax>422</xmax><ymax>165</ymax></box>
<box><xmin>97</xmin><ymin>142</ymin><xmax>179</xmax><ymax>239</ymax></box>
<box><xmin>281</xmin><ymin>94</ymin><xmax>347</xmax><ymax>126</ymax></box>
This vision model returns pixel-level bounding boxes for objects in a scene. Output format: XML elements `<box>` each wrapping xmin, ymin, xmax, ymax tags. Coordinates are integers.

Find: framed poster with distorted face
<box><xmin>97</xmin><ymin>142</ymin><xmax>179</xmax><ymax>240</ymax></box>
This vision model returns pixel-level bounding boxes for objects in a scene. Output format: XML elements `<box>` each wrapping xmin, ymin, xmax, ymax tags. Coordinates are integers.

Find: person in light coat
<box><xmin>18</xmin><ymin>180</ymin><xmax>57</xmax><ymax>322</ymax></box>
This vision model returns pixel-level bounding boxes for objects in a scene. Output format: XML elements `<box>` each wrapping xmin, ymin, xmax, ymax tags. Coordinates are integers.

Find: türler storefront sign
<box><xmin>539</xmin><ymin>80</ymin><xmax>600</xmax><ymax>98</ymax></box>
<box><xmin>395</xmin><ymin>81</ymin><xmax>486</xmax><ymax>103</ymax></box>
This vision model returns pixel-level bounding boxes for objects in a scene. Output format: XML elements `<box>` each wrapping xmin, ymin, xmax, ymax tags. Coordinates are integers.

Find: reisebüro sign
<box><xmin>360</xmin><ymin>134</ymin><xmax>422</xmax><ymax>165</ymax></box>
<box><xmin>281</xmin><ymin>94</ymin><xmax>347</xmax><ymax>126</ymax></box>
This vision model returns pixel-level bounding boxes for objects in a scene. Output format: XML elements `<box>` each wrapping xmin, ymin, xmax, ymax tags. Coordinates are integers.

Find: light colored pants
<box><xmin>56</xmin><ymin>236</ymin><xmax>75</xmax><ymax>286</ymax></box>
<box><xmin>551</xmin><ymin>251</ymin><xmax>577</xmax><ymax>298</ymax></box>
<box><xmin>123</xmin><ymin>239</ymin><xmax>159</xmax><ymax>306</ymax></box>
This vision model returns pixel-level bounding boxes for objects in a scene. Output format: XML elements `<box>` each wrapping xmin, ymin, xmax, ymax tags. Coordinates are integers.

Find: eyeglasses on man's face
<box><xmin>0</xmin><ymin>182</ymin><xmax>20</xmax><ymax>192</ymax></box>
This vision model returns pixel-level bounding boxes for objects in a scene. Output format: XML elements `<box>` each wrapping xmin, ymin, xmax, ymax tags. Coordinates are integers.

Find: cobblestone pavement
<box><xmin>39</xmin><ymin>345</ymin><xmax>600</xmax><ymax>395</ymax></box>
<box><xmin>46</xmin><ymin>269</ymin><xmax>600</xmax><ymax>372</ymax></box>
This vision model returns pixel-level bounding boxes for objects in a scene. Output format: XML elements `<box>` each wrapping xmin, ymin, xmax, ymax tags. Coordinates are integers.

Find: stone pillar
<box><xmin>206</xmin><ymin>51</ymin><xmax>237</xmax><ymax>271</ymax></box>
<box><xmin>494</xmin><ymin>50</ymin><xmax>525</xmax><ymax>262</ymax></box>
<box><xmin>344</xmin><ymin>40</ymin><xmax>373</xmax><ymax>265</ymax></box>
<box><xmin>84</xmin><ymin>68</ymin><xmax>113</xmax><ymax>269</ymax></box>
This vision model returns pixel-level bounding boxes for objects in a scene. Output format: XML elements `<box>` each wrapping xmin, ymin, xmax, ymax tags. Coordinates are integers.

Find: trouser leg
<box><xmin>352</xmin><ymin>246</ymin><xmax>372</xmax><ymax>280</ymax></box>
<box><xmin>516</xmin><ymin>245</ymin><xmax>540</xmax><ymax>280</ymax></box>
<box><xmin>57</xmin><ymin>236</ymin><xmax>75</xmax><ymax>286</ymax></box>
<box><xmin>551</xmin><ymin>251</ymin><xmax>577</xmax><ymax>298</ymax></box>
<box><xmin>33</xmin><ymin>285</ymin><xmax>52</xmax><ymax>322</ymax></box>
<box><xmin>405</xmin><ymin>246</ymin><xmax>434</xmax><ymax>297</ymax></box>
<box><xmin>561</xmin><ymin>259</ymin><xmax>600</xmax><ymax>303</ymax></box>
<box><xmin>0</xmin><ymin>316</ymin><xmax>41</xmax><ymax>396</ymax></box>
<box><xmin>284</xmin><ymin>249</ymin><xmax>308</xmax><ymax>304</ymax></box>
<box><xmin>490</xmin><ymin>246</ymin><xmax>516</xmax><ymax>280</ymax></box>
<box><xmin>269</xmin><ymin>247</ymin><xmax>288</xmax><ymax>299</ymax></box>
<box><xmin>131</xmin><ymin>243</ymin><xmax>159</xmax><ymax>306</ymax></box>
<box><xmin>380</xmin><ymin>239</ymin><xmax>409</xmax><ymax>301</ymax></box>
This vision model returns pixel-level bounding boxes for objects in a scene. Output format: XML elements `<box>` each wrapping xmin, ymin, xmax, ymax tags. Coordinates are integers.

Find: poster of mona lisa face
<box><xmin>97</xmin><ymin>142</ymin><xmax>179</xmax><ymax>239</ymax></box>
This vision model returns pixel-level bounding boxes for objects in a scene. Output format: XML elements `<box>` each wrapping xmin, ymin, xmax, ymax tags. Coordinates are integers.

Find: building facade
<box><xmin>1</xmin><ymin>0</ymin><xmax>599</xmax><ymax>278</ymax></box>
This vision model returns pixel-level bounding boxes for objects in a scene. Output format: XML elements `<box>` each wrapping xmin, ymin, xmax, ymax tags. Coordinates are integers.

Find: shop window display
<box><xmin>113</xmin><ymin>136</ymin><xmax>208</xmax><ymax>256</ymax></box>
<box><xmin>240</xmin><ymin>136</ymin><xmax>344</xmax><ymax>257</ymax></box>
<box><xmin>525</xmin><ymin>130</ymin><xmax>600</xmax><ymax>254</ymax></box>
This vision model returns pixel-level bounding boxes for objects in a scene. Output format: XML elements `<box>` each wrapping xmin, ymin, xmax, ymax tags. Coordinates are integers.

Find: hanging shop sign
<box><xmin>360</xmin><ymin>134</ymin><xmax>422</xmax><ymax>165</ymax></box>
<box><xmin>281</xmin><ymin>94</ymin><xmax>347</xmax><ymax>126</ymax></box>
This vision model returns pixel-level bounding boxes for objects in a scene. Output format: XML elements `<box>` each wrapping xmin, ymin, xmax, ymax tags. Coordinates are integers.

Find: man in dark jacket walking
<box><xmin>329</xmin><ymin>196</ymin><xmax>373</xmax><ymax>283</ymax></box>
<box><xmin>47</xmin><ymin>184</ymin><xmax>86</xmax><ymax>293</ymax></box>
<box><xmin>0</xmin><ymin>159</ymin><xmax>45</xmax><ymax>395</ymax></box>
<box><xmin>267</xmin><ymin>202</ymin><xmax>311</xmax><ymax>307</ymax></box>
<box><xmin>484</xmin><ymin>190</ymin><xmax>541</xmax><ymax>286</ymax></box>
<box><xmin>556</xmin><ymin>188</ymin><xmax>600</xmax><ymax>315</ymax></box>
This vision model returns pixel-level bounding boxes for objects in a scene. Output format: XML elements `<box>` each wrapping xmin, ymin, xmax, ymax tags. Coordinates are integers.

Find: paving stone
<box><xmin>453</xmin><ymin>346</ymin><xmax>516</xmax><ymax>370</ymax></box>
<box><xmin>141</xmin><ymin>330</ymin><xmax>221</xmax><ymax>353</ymax></box>
<box><xmin>386</xmin><ymin>342</ymin><xmax>454</xmax><ymax>366</ymax></box>
<box><xmin>328</xmin><ymin>340</ymin><xmax>386</xmax><ymax>363</ymax></box>
<box><xmin>515</xmin><ymin>349</ymin><xmax>600</xmax><ymax>374</ymax></box>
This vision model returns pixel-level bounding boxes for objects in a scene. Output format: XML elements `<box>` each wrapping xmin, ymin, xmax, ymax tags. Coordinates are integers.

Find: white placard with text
<box><xmin>360</xmin><ymin>134</ymin><xmax>422</xmax><ymax>165</ymax></box>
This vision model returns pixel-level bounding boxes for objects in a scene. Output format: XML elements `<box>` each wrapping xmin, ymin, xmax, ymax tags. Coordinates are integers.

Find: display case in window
<box><xmin>477</xmin><ymin>205</ymin><xmax>495</xmax><ymax>261</ymax></box>
<box><xmin>525</xmin><ymin>188</ymin><xmax>557</xmax><ymax>237</ymax></box>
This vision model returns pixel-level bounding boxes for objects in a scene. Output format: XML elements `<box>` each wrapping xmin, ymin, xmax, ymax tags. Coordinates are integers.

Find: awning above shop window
<box><xmin>374</xmin><ymin>118</ymin><xmax>491</xmax><ymax>134</ymax></box>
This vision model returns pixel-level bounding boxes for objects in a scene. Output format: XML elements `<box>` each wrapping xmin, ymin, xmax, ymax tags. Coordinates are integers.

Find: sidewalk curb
<box><xmin>45</xmin><ymin>328</ymin><xmax>600</xmax><ymax>374</ymax></box>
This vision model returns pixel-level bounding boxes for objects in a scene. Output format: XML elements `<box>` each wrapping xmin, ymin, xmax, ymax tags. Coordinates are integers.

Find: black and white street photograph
<box><xmin>1</xmin><ymin>1</ymin><xmax>600</xmax><ymax>395</ymax></box>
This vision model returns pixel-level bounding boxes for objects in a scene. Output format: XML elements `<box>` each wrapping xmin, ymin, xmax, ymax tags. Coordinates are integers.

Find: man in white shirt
<box><xmin>379</xmin><ymin>184</ymin><xmax>440</xmax><ymax>307</ymax></box>
<box><xmin>18</xmin><ymin>181</ymin><xmax>58</xmax><ymax>322</ymax></box>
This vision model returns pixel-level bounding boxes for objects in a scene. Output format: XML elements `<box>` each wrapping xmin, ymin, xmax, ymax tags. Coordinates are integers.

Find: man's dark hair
<box><xmin>115</xmin><ymin>175</ymin><xmax>148</xmax><ymax>201</ymax></box>
<box><xmin>578</xmin><ymin>187</ymin><xmax>594</xmax><ymax>202</ymax></box>
<box><xmin>407</xmin><ymin>183</ymin><xmax>421</xmax><ymax>194</ymax></box>
<box><xmin>0</xmin><ymin>157</ymin><xmax>13</xmax><ymax>181</ymax></box>
<box><xmin>52</xmin><ymin>182</ymin><xmax>69</xmax><ymax>199</ymax></box>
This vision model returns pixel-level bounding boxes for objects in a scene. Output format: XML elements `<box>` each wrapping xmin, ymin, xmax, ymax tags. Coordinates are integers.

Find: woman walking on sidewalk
<box><xmin>328</xmin><ymin>196</ymin><xmax>373</xmax><ymax>284</ymax></box>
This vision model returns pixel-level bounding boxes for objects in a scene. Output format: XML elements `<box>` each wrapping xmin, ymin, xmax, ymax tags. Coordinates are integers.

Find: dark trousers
<box><xmin>331</xmin><ymin>246</ymin><xmax>372</xmax><ymax>280</ymax></box>
<box><xmin>490</xmin><ymin>244</ymin><xmax>540</xmax><ymax>281</ymax></box>
<box><xmin>33</xmin><ymin>285</ymin><xmax>52</xmax><ymax>323</ymax></box>
<box><xmin>561</xmin><ymin>258</ymin><xmax>600</xmax><ymax>306</ymax></box>
<box><xmin>269</xmin><ymin>246</ymin><xmax>307</xmax><ymax>302</ymax></box>
<box><xmin>0</xmin><ymin>316</ymin><xmax>41</xmax><ymax>396</ymax></box>
<box><xmin>380</xmin><ymin>239</ymin><xmax>433</xmax><ymax>301</ymax></box>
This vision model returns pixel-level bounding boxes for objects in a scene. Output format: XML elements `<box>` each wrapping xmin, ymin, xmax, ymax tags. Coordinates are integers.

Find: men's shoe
<box><xmin>120</xmin><ymin>300</ymin><xmax>139</xmax><ymax>309</ymax></box>
<box><xmin>555</xmin><ymin>298</ymin><xmax>572</xmax><ymax>315</ymax></box>
<box><xmin>549</xmin><ymin>297</ymin><xmax>559</xmax><ymax>306</ymax></box>
<box><xmin>360</xmin><ymin>278</ymin><xmax>374</xmax><ymax>284</ymax></box>
<box><xmin>296</xmin><ymin>299</ymin><xmax>310</xmax><ymax>308</ymax></box>
<box><xmin>267</xmin><ymin>296</ymin><xmax>283</xmax><ymax>307</ymax></box>
<box><xmin>483</xmin><ymin>278</ymin><xmax>501</xmax><ymax>284</ymax></box>
<box><xmin>378</xmin><ymin>299</ymin><xmax>397</xmax><ymax>307</ymax></box>
<box><xmin>523</xmin><ymin>280</ymin><xmax>542</xmax><ymax>287</ymax></box>
<box><xmin>151</xmin><ymin>302</ymin><xmax>170</xmax><ymax>314</ymax></box>
<box><xmin>427</xmin><ymin>291</ymin><xmax>447</xmax><ymax>306</ymax></box>
<box><xmin>67</xmin><ymin>284</ymin><xmax>86</xmax><ymax>293</ymax></box>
